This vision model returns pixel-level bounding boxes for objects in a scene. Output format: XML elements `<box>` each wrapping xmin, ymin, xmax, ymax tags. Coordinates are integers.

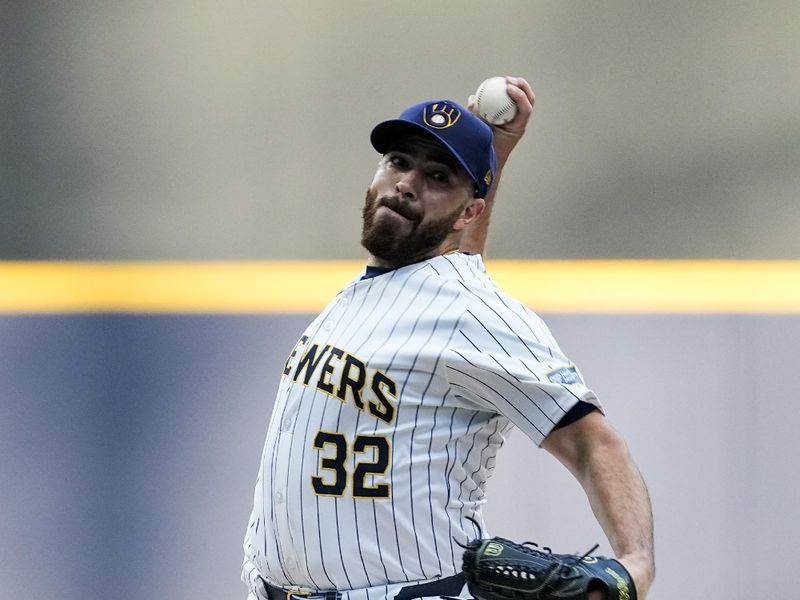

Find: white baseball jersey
<box><xmin>243</xmin><ymin>252</ymin><xmax>600</xmax><ymax>600</ymax></box>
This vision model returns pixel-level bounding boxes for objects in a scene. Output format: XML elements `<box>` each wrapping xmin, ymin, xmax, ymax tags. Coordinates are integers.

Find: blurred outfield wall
<box><xmin>1</xmin><ymin>261</ymin><xmax>800</xmax><ymax>599</ymax></box>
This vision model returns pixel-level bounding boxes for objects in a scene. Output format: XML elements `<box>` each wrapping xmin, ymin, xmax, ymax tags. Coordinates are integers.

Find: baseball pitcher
<box><xmin>242</xmin><ymin>77</ymin><xmax>655</xmax><ymax>600</ymax></box>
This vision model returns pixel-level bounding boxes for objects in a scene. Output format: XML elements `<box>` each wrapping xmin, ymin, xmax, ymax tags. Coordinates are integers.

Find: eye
<box><xmin>428</xmin><ymin>169</ymin><xmax>451</xmax><ymax>184</ymax></box>
<box><xmin>386</xmin><ymin>152</ymin><xmax>409</xmax><ymax>169</ymax></box>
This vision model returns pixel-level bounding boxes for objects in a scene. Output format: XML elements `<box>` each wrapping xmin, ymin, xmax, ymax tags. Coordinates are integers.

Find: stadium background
<box><xmin>2</xmin><ymin>2</ymin><xmax>799</xmax><ymax>598</ymax></box>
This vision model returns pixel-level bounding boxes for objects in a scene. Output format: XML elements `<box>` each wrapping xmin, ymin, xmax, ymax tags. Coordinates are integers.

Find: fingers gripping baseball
<box><xmin>468</xmin><ymin>76</ymin><xmax>535</xmax><ymax>161</ymax></box>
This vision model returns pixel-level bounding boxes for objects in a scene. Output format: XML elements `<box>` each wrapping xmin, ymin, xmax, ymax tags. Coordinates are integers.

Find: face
<box><xmin>361</xmin><ymin>135</ymin><xmax>482</xmax><ymax>267</ymax></box>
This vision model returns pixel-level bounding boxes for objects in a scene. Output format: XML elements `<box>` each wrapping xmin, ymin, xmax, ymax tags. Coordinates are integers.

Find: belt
<box><xmin>262</xmin><ymin>572</ymin><xmax>465</xmax><ymax>600</ymax></box>
<box><xmin>261</xmin><ymin>580</ymin><xmax>341</xmax><ymax>600</ymax></box>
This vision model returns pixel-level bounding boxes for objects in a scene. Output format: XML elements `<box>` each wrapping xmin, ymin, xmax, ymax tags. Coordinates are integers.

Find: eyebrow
<box><xmin>389</xmin><ymin>137</ymin><xmax>462</xmax><ymax>174</ymax></box>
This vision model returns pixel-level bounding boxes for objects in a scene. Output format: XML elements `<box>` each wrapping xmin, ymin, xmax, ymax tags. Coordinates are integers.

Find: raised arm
<box><xmin>459</xmin><ymin>76</ymin><xmax>536</xmax><ymax>256</ymax></box>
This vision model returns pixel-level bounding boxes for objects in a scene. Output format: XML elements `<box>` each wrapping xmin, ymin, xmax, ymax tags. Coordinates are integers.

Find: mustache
<box><xmin>377</xmin><ymin>195</ymin><xmax>421</xmax><ymax>223</ymax></box>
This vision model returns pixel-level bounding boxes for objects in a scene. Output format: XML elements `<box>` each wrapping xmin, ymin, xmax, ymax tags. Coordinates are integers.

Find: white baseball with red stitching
<box><xmin>474</xmin><ymin>77</ymin><xmax>517</xmax><ymax>125</ymax></box>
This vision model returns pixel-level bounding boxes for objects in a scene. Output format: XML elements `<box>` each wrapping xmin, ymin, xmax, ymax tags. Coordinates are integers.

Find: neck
<box><xmin>367</xmin><ymin>240</ymin><xmax>461</xmax><ymax>269</ymax></box>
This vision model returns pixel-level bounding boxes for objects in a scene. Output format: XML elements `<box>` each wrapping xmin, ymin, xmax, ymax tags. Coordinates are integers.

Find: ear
<box><xmin>453</xmin><ymin>197</ymin><xmax>486</xmax><ymax>230</ymax></box>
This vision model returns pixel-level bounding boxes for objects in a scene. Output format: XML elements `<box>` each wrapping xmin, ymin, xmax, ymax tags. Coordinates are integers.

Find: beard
<box><xmin>360</xmin><ymin>189</ymin><xmax>466</xmax><ymax>267</ymax></box>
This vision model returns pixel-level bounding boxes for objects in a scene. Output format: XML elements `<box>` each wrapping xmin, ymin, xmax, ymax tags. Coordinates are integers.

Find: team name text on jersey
<box><xmin>282</xmin><ymin>335</ymin><xmax>397</xmax><ymax>424</ymax></box>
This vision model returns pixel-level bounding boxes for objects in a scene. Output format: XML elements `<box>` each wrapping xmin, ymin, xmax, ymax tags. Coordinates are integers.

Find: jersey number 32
<box><xmin>311</xmin><ymin>431</ymin><xmax>391</xmax><ymax>499</ymax></box>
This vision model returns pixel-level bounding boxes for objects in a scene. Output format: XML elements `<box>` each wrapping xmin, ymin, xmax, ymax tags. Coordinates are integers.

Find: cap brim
<box><xmin>370</xmin><ymin>119</ymin><xmax>478</xmax><ymax>187</ymax></box>
<box><xmin>371</xmin><ymin>120</ymin><xmax>433</xmax><ymax>154</ymax></box>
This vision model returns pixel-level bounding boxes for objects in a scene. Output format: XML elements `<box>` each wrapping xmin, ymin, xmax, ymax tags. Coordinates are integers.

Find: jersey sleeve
<box><xmin>443</xmin><ymin>294</ymin><xmax>601</xmax><ymax>446</ymax></box>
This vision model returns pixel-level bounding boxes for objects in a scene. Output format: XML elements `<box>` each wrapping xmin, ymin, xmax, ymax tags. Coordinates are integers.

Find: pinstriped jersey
<box><xmin>243</xmin><ymin>252</ymin><xmax>600</xmax><ymax>599</ymax></box>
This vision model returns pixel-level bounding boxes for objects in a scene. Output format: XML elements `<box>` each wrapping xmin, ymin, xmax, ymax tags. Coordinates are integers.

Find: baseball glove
<box><xmin>461</xmin><ymin>535</ymin><xmax>636</xmax><ymax>600</ymax></box>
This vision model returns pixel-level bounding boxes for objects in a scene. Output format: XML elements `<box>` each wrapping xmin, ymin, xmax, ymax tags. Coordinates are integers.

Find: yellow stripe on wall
<box><xmin>0</xmin><ymin>260</ymin><xmax>798</xmax><ymax>314</ymax></box>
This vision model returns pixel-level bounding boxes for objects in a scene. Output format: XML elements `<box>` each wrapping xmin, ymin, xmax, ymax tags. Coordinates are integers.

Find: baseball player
<box><xmin>243</xmin><ymin>77</ymin><xmax>655</xmax><ymax>600</ymax></box>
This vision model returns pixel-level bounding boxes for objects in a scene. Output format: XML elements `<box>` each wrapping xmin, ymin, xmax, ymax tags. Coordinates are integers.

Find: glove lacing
<box><xmin>535</xmin><ymin>543</ymin><xmax>600</xmax><ymax>592</ymax></box>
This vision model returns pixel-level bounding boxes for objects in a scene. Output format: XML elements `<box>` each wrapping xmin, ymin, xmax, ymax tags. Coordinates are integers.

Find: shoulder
<box><xmin>421</xmin><ymin>253</ymin><xmax>495</xmax><ymax>295</ymax></box>
<box><xmin>436</xmin><ymin>256</ymin><xmax>562</xmax><ymax>350</ymax></box>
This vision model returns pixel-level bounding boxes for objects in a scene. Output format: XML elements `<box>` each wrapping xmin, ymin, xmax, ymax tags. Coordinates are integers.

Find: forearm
<box><xmin>573</xmin><ymin>430</ymin><xmax>655</xmax><ymax>598</ymax></box>
<box><xmin>543</xmin><ymin>414</ymin><xmax>655</xmax><ymax>598</ymax></box>
<box><xmin>459</xmin><ymin>76</ymin><xmax>535</xmax><ymax>256</ymax></box>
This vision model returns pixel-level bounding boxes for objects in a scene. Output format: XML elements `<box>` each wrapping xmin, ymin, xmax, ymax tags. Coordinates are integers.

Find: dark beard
<box><xmin>360</xmin><ymin>189</ymin><xmax>466</xmax><ymax>267</ymax></box>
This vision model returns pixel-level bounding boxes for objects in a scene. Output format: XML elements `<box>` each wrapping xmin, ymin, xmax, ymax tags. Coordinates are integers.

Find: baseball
<box><xmin>474</xmin><ymin>76</ymin><xmax>517</xmax><ymax>125</ymax></box>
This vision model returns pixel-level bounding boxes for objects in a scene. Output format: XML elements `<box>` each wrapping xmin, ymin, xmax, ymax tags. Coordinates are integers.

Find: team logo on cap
<box><xmin>423</xmin><ymin>102</ymin><xmax>461</xmax><ymax>129</ymax></box>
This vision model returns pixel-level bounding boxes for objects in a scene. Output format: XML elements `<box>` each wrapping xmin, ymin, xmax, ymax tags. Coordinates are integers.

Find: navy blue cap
<box><xmin>370</xmin><ymin>100</ymin><xmax>497</xmax><ymax>198</ymax></box>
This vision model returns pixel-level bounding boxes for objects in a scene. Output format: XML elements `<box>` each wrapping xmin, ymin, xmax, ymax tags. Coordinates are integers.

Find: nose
<box><xmin>395</xmin><ymin>168</ymin><xmax>420</xmax><ymax>199</ymax></box>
